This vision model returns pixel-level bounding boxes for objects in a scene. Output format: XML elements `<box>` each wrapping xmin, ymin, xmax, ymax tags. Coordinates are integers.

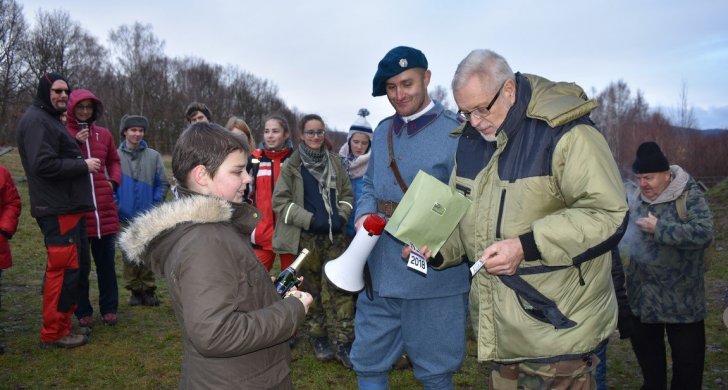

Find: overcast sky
<box><xmin>20</xmin><ymin>0</ymin><xmax>728</xmax><ymax>131</ymax></box>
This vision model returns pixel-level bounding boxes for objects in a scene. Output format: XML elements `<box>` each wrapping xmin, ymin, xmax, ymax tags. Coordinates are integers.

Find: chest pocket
<box><xmin>454</xmin><ymin>176</ymin><xmax>474</xmax><ymax>199</ymax></box>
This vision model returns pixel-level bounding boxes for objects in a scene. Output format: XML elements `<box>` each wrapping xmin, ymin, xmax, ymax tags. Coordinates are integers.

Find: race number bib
<box><xmin>407</xmin><ymin>242</ymin><xmax>427</xmax><ymax>275</ymax></box>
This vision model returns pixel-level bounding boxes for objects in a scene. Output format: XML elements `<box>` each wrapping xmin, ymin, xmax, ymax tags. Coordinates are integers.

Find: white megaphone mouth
<box><xmin>324</xmin><ymin>215</ymin><xmax>386</xmax><ymax>293</ymax></box>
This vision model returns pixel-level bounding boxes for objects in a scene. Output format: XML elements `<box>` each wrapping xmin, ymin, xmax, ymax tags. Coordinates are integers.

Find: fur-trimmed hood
<box><xmin>118</xmin><ymin>194</ymin><xmax>260</xmax><ymax>268</ymax></box>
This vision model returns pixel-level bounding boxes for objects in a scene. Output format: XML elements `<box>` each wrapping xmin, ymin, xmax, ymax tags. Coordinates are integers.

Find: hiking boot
<box><xmin>312</xmin><ymin>336</ymin><xmax>334</xmax><ymax>361</ymax></box>
<box><xmin>128</xmin><ymin>290</ymin><xmax>144</xmax><ymax>306</ymax></box>
<box><xmin>101</xmin><ymin>313</ymin><xmax>118</xmax><ymax>326</ymax></box>
<box><xmin>393</xmin><ymin>353</ymin><xmax>412</xmax><ymax>370</ymax></box>
<box><xmin>78</xmin><ymin>316</ymin><xmax>95</xmax><ymax>328</ymax></box>
<box><xmin>72</xmin><ymin>325</ymin><xmax>92</xmax><ymax>336</ymax></box>
<box><xmin>334</xmin><ymin>342</ymin><xmax>353</xmax><ymax>369</ymax></box>
<box><xmin>40</xmin><ymin>333</ymin><xmax>88</xmax><ymax>349</ymax></box>
<box><xmin>141</xmin><ymin>289</ymin><xmax>160</xmax><ymax>306</ymax></box>
<box><xmin>288</xmin><ymin>335</ymin><xmax>298</xmax><ymax>349</ymax></box>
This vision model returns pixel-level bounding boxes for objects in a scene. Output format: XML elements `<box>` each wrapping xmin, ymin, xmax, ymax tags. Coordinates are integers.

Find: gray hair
<box><xmin>451</xmin><ymin>49</ymin><xmax>515</xmax><ymax>94</ymax></box>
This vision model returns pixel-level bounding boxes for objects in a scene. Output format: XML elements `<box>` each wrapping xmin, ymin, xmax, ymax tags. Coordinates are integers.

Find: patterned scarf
<box><xmin>338</xmin><ymin>143</ymin><xmax>370</xmax><ymax>180</ymax></box>
<box><xmin>299</xmin><ymin>143</ymin><xmax>337</xmax><ymax>241</ymax></box>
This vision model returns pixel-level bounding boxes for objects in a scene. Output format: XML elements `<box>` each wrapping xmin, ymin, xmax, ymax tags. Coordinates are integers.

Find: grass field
<box><xmin>0</xmin><ymin>148</ymin><xmax>726</xmax><ymax>389</ymax></box>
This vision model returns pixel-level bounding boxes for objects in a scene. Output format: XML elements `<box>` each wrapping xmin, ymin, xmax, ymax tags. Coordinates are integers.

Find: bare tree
<box><xmin>0</xmin><ymin>0</ymin><xmax>26</xmax><ymax>144</ymax></box>
<box><xmin>673</xmin><ymin>81</ymin><xmax>698</xmax><ymax>129</ymax></box>
<box><xmin>108</xmin><ymin>22</ymin><xmax>166</xmax><ymax>115</ymax></box>
<box><xmin>430</xmin><ymin>85</ymin><xmax>453</xmax><ymax>111</ymax></box>
<box><xmin>20</xmin><ymin>9</ymin><xmax>106</xmax><ymax>92</ymax></box>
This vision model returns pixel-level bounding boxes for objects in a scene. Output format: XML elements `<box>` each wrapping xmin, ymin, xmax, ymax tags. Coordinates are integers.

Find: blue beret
<box><xmin>372</xmin><ymin>46</ymin><xmax>428</xmax><ymax>97</ymax></box>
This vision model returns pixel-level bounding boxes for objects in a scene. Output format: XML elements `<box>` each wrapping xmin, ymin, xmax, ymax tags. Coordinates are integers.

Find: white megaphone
<box><xmin>324</xmin><ymin>214</ymin><xmax>387</xmax><ymax>293</ymax></box>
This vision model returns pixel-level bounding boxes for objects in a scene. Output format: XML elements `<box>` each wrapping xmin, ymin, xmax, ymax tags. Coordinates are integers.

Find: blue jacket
<box><xmin>116</xmin><ymin>140</ymin><xmax>169</xmax><ymax>222</ymax></box>
<box><xmin>355</xmin><ymin>100</ymin><xmax>470</xmax><ymax>299</ymax></box>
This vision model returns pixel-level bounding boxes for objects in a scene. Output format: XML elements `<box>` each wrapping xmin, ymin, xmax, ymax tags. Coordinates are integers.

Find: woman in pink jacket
<box><xmin>66</xmin><ymin>89</ymin><xmax>122</xmax><ymax>327</ymax></box>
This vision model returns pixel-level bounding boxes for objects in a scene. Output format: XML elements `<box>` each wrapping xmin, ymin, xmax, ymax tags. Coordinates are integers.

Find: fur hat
<box><xmin>119</xmin><ymin>114</ymin><xmax>149</xmax><ymax>136</ymax></box>
<box><xmin>372</xmin><ymin>46</ymin><xmax>428</xmax><ymax>97</ymax></box>
<box><xmin>185</xmin><ymin>102</ymin><xmax>212</xmax><ymax>122</ymax></box>
<box><xmin>632</xmin><ymin>141</ymin><xmax>670</xmax><ymax>174</ymax></box>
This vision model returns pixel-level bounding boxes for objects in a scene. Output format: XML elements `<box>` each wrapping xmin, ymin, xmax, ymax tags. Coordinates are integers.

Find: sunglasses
<box><xmin>51</xmin><ymin>88</ymin><xmax>69</xmax><ymax>95</ymax></box>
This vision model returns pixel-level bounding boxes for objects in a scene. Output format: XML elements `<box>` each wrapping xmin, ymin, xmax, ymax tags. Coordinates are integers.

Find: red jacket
<box><xmin>0</xmin><ymin>166</ymin><xmax>21</xmax><ymax>269</ymax></box>
<box><xmin>250</xmin><ymin>148</ymin><xmax>292</xmax><ymax>250</ymax></box>
<box><xmin>66</xmin><ymin>89</ymin><xmax>122</xmax><ymax>238</ymax></box>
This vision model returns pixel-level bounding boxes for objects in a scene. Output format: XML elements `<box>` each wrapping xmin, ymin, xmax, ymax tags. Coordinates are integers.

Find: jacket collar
<box><xmin>118</xmin><ymin>190</ymin><xmax>261</xmax><ymax>265</ymax></box>
<box><xmin>391</xmin><ymin>100</ymin><xmax>443</xmax><ymax>136</ymax></box>
<box><xmin>498</xmin><ymin>73</ymin><xmax>531</xmax><ymax>141</ymax></box>
<box><xmin>120</xmin><ymin>140</ymin><xmax>148</xmax><ymax>153</ymax></box>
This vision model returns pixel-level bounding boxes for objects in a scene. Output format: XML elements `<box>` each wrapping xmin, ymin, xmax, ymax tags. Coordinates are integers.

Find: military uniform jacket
<box><xmin>438</xmin><ymin>73</ymin><xmax>628</xmax><ymax>362</ymax></box>
<box><xmin>623</xmin><ymin>165</ymin><xmax>713</xmax><ymax>323</ymax></box>
<box><xmin>355</xmin><ymin>100</ymin><xmax>470</xmax><ymax>299</ymax></box>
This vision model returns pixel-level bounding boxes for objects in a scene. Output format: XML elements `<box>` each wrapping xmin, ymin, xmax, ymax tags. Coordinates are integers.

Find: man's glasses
<box><xmin>303</xmin><ymin>130</ymin><xmax>325</xmax><ymax>137</ymax></box>
<box><xmin>457</xmin><ymin>81</ymin><xmax>505</xmax><ymax>122</ymax></box>
<box><xmin>51</xmin><ymin>88</ymin><xmax>69</xmax><ymax>95</ymax></box>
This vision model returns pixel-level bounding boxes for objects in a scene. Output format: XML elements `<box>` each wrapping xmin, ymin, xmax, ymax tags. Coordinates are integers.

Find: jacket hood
<box><xmin>33</xmin><ymin>72</ymin><xmax>70</xmax><ymax>118</ymax></box>
<box><xmin>524</xmin><ymin>73</ymin><xmax>598</xmax><ymax>128</ymax></box>
<box><xmin>118</xmin><ymin>194</ymin><xmax>261</xmax><ymax>269</ymax></box>
<box><xmin>119</xmin><ymin>139</ymin><xmax>148</xmax><ymax>153</ymax></box>
<box><xmin>67</xmin><ymin>89</ymin><xmax>104</xmax><ymax>128</ymax></box>
<box><xmin>642</xmin><ymin>164</ymin><xmax>691</xmax><ymax>204</ymax></box>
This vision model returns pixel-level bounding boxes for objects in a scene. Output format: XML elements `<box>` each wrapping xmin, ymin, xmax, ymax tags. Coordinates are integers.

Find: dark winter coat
<box><xmin>15</xmin><ymin>102</ymin><xmax>94</xmax><ymax>218</ymax></box>
<box><xmin>66</xmin><ymin>89</ymin><xmax>121</xmax><ymax>238</ymax></box>
<box><xmin>119</xmin><ymin>191</ymin><xmax>305</xmax><ymax>389</ymax></box>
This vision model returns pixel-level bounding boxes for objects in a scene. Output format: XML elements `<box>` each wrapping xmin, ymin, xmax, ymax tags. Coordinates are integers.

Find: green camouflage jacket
<box><xmin>622</xmin><ymin>165</ymin><xmax>713</xmax><ymax>323</ymax></box>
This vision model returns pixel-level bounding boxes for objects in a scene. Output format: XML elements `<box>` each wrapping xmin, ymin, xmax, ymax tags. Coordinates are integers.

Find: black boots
<box><xmin>129</xmin><ymin>289</ymin><xmax>160</xmax><ymax>306</ymax></box>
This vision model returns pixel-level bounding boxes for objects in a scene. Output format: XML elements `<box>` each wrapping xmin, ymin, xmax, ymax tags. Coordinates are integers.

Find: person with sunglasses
<box><xmin>430</xmin><ymin>49</ymin><xmax>628</xmax><ymax>389</ymax></box>
<box><xmin>15</xmin><ymin>73</ymin><xmax>100</xmax><ymax>349</ymax></box>
<box><xmin>272</xmin><ymin>114</ymin><xmax>355</xmax><ymax>368</ymax></box>
<box><xmin>65</xmin><ymin>89</ymin><xmax>123</xmax><ymax>328</ymax></box>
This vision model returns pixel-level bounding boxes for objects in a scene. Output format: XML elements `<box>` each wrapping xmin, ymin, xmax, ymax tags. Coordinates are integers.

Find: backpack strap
<box><xmin>675</xmin><ymin>190</ymin><xmax>688</xmax><ymax>222</ymax></box>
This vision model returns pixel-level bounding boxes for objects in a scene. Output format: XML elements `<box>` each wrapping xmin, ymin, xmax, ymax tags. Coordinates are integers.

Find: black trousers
<box><xmin>629</xmin><ymin>315</ymin><xmax>704</xmax><ymax>390</ymax></box>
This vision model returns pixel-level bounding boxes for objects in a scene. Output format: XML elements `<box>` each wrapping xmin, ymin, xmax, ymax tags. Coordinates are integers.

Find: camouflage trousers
<box><xmin>120</xmin><ymin>222</ymin><xmax>156</xmax><ymax>292</ymax></box>
<box><xmin>122</xmin><ymin>257</ymin><xmax>156</xmax><ymax>292</ymax></box>
<box><xmin>299</xmin><ymin>232</ymin><xmax>355</xmax><ymax>344</ymax></box>
<box><xmin>489</xmin><ymin>354</ymin><xmax>599</xmax><ymax>390</ymax></box>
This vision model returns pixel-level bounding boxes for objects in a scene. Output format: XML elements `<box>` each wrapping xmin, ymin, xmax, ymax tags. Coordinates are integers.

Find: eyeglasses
<box><xmin>51</xmin><ymin>88</ymin><xmax>69</xmax><ymax>95</ymax></box>
<box><xmin>457</xmin><ymin>81</ymin><xmax>505</xmax><ymax>122</ymax></box>
<box><xmin>303</xmin><ymin>130</ymin><xmax>325</xmax><ymax>137</ymax></box>
<box><xmin>77</xmin><ymin>104</ymin><xmax>94</xmax><ymax>111</ymax></box>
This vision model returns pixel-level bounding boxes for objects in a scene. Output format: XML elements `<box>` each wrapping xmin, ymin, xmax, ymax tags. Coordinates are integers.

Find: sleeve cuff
<box><xmin>519</xmin><ymin>232</ymin><xmax>541</xmax><ymax>261</ymax></box>
<box><xmin>429</xmin><ymin>253</ymin><xmax>444</xmax><ymax>268</ymax></box>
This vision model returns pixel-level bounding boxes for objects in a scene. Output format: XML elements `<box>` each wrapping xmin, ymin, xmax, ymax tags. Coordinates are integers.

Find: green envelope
<box><xmin>384</xmin><ymin>170</ymin><xmax>471</xmax><ymax>255</ymax></box>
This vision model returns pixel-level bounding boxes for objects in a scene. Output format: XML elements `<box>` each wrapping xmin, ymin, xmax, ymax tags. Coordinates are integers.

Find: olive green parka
<box><xmin>438</xmin><ymin>73</ymin><xmax>628</xmax><ymax>363</ymax></box>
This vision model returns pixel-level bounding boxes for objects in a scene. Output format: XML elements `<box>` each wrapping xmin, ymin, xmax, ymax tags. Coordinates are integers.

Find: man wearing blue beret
<box><xmin>350</xmin><ymin>46</ymin><xmax>470</xmax><ymax>390</ymax></box>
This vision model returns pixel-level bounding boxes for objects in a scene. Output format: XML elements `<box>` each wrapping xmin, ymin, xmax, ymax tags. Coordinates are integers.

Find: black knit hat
<box><xmin>632</xmin><ymin>141</ymin><xmax>670</xmax><ymax>174</ymax></box>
